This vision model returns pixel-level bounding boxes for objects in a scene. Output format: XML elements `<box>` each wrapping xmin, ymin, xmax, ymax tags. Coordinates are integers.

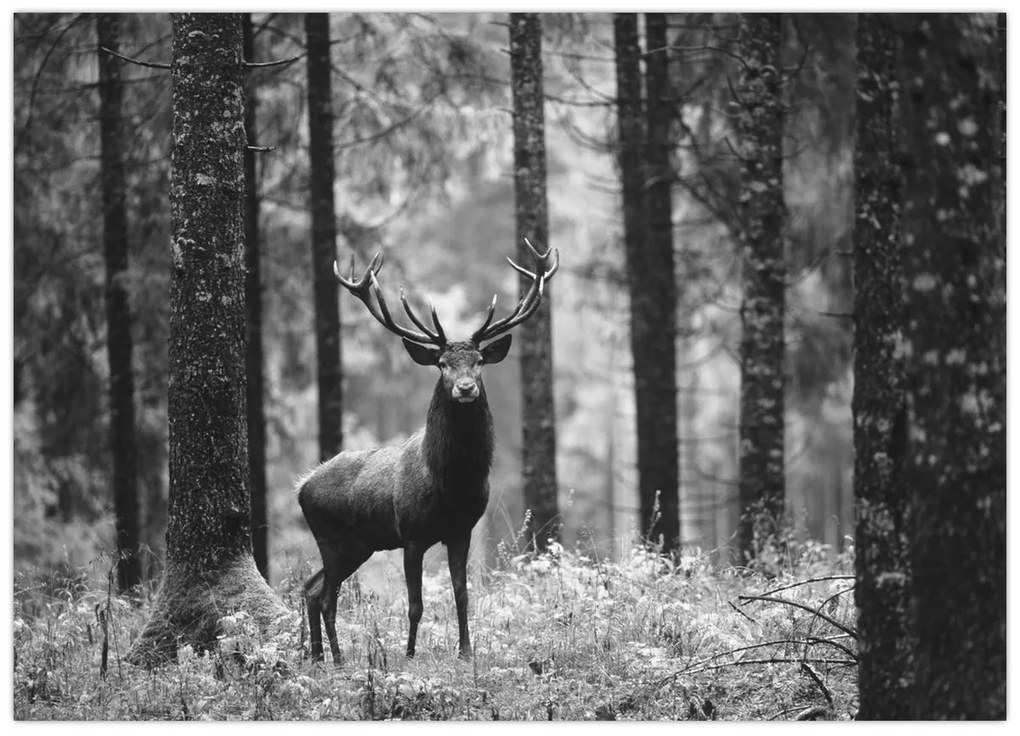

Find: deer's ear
<box><xmin>402</xmin><ymin>338</ymin><xmax>441</xmax><ymax>366</ymax></box>
<box><xmin>480</xmin><ymin>334</ymin><xmax>512</xmax><ymax>365</ymax></box>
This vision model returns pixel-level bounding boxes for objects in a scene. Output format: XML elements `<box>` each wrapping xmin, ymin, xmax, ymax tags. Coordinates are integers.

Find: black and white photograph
<box><xmin>8</xmin><ymin>9</ymin><xmax>1007</xmax><ymax>721</ymax></box>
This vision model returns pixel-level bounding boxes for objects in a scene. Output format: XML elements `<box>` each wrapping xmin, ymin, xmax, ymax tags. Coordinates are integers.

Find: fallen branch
<box><xmin>756</xmin><ymin>575</ymin><xmax>854</xmax><ymax>599</ymax></box>
<box><xmin>728</xmin><ymin>598</ymin><xmax>758</xmax><ymax>625</ymax></box>
<box><xmin>663</xmin><ymin>635</ymin><xmax>857</xmax><ymax>684</ymax></box>
<box><xmin>804</xmin><ymin>635</ymin><xmax>857</xmax><ymax>662</ymax></box>
<box><xmin>737</xmin><ymin>594</ymin><xmax>857</xmax><ymax>640</ymax></box>
<box><xmin>767</xmin><ymin>703</ymin><xmax>813</xmax><ymax>720</ymax></box>
<box><xmin>686</xmin><ymin>657</ymin><xmax>855</xmax><ymax>677</ymax></box>
<box><xmin>799</xmin><ymin>661</ymin><xmax>833</xmax><ymax>705</ymax></box>
<box><xmin>794</xmin><ymin>705</ymin><xmax>829</xmax><ymax>721</ymax></box>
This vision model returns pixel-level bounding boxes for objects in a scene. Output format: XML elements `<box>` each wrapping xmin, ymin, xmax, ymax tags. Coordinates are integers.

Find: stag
<box><xmin>299</xmin><ymin>240</ymin><xmax>558</xmax><ymax>663</ymax></box>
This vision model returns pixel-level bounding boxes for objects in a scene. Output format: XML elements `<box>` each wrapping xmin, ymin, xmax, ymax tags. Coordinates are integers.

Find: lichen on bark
<box><xmin>899</xmin><ymin>13</ymin><xmax>1005</xmax><ymax>719</ymax></box>
<box><xmin>735</xmin><ymin>13</ymin><xmax>787</xmax><ymax>565</ymax></box>
<box><xmin>127</xmin><ymin>12</ymin><xmax>286</xmax><ymax>667</ymax></box>
<box><xmin>852</xmin><ymin>13</ymin><xmax>914</xmax><ymax>720</ymax></box>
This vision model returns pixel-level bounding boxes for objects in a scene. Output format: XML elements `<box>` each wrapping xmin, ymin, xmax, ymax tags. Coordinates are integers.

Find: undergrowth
<box><xmin>13</xmin><ymin>538</ymin><xmax>858</xmax><ymax>721</ymax></box>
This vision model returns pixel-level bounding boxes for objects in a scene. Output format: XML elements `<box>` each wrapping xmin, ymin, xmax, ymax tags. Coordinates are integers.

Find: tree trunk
<box><xmin>899</xmin><ymin>13</ymin><xmax>1005</xmax><ymax>719</ymax></box>
<box><xmin>852</xmin><ymin>13</ymin><xmax>911</xmax><ymax>719</ymax></box>
<box><xmin>614</xmin><ymin>13</ymin><xmax>679</xmax><ymax>552</ymax></box>
<box><xmin>96</xmin><ymin>13</ymin><xmax>142</xmax><ymax>592</ymax></box>
<box><xmin>305</xmin><ymin>13</ymin><xmax>343</xmax><ymax>462</ymax></box>
<box><xmin>127</xmin><ymin>13</ymin><xmax>286</xmax><ymax>667</ymax></box>
<box><xmin>509</xmin><ymin>12</ymin><xmax>559</xmax><ymax>552</ymax></box>
<box><xmin>242</xmin><ymin>14</ymin><xmax>269</xmax><ymax>583</ymax></box>
<box><xmin>734</xmin><ymin>13</ymin><xmax>786</xmax><ymax>565</ymax></box>
<box><xmin>641</xmin><ymin>12</ymin><xmax>680</xmax><ymax>555</ymax></box>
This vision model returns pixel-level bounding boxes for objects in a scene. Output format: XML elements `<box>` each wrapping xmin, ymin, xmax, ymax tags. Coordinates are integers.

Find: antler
<box><xmin>472</xmin><ymin>238</ymin><xmax>559</xmax><ymax>344</ymax></box>
<box><xmin>333</xmin><ymin>252</ymin><xmax>446</xmax><ymax>346</ymax></box>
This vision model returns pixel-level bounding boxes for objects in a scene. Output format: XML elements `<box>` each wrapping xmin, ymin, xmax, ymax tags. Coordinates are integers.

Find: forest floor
<box><xmin>13</xmin><ymin>540</ymin><xmax>858</xmax><ymax>721</ymax></box>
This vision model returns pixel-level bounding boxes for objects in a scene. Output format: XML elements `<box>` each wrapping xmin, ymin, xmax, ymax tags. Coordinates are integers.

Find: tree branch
<box><xmin>738</xmin><ymin>594</ymin><xmax>858</xmax><ymax>639</ymax></box>
<box><xmin>244</xmin><ymin>52</ymin><xmax>304</xmax><ymax>69</ymax></box>
<box><xmin>101</xmin><ymin>46</ymin><xmax>171</xmax><ymax>70</ymax></box>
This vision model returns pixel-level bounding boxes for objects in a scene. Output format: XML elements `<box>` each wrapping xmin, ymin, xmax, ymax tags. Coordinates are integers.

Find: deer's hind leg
<box><xmin>303</xmin><ymin>568</ymin><xmax>326</xmax><ymax>661</ymax></box>
<box><xmin>320</xmin><ymin>544</ymin><xmax>372</xmax><ymax>666</ymax></box>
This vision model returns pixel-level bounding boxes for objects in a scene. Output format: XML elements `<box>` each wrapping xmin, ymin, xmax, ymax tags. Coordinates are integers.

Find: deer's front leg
<box><xmin>403</xmin><ymin>543</ymin><xmax>425</xmax><ymax>658</ymax></box>
<box><xmin>447</xmin><ymin>536</ymin><xmax>472</xmax><ymax>660</ymax></box>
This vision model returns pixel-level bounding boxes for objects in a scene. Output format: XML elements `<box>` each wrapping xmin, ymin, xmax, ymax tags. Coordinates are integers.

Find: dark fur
<box><xmin>299</xmin><ymin>336</ymin><xmax>510</xmax><ymax>663</ymax></box>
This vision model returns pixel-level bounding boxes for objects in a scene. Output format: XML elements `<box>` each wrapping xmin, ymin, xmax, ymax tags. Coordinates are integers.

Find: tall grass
<box><xmin>13</xmin><ymin>538</ymin><xmax>857</xmax><ymax>720</ymax></box>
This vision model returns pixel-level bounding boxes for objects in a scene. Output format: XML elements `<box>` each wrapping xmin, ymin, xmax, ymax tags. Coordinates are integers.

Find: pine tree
<box><xmin>243</xmin><ymin>13</ymin><xmax>269</xmax><ymax>582</ymax></box>
<box><xmin>97</xmin><ymin>13</ymin><xmax>142</xmax><ymax>591</ymax></box>
<box><xmin>734</xmin><ymin>13</ymin><xmax>786</xmax><ymax>564</ymax></box>
<box><xmin>641</xmin><ymin>12</ymin><xmax>680</xmax><ymax>554</ymax></box>
<box><xmin>509</xmin><ymin>12</ymin><xmax>560</xmax><ymax>551</ymax></box>
<box><xmin>614</xmin><ymin>13</ymin><xmax>680</xmax><ymax>552</ymax></box>
<box><xmin>899</xmin><ymin>13</ymin><xmax>1005</xmax><ymax>718</ymax></box>
<box><xmin>305</xmin><ymin>12</ymin><xmax>343</xmax><ymax>461</ymax></box>
<box><xmin>852</xmin><ymin>12</ymin><xmax>911</xmax><ymax>719</ymax></box>
<box><xmin>127</xmin><ymin>13</ymin><xmax>286</xmax><ymax>666</ymax></box>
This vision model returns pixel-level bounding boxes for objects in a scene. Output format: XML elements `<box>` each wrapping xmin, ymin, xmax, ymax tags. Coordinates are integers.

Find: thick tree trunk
<box><xmin>641</xmin><ymin>12</ymin><xmax>680</xmax><ymax>555</ymax></box>
<box><xmin>509</xmin><ymin>12</ymin><xmax>559</xmax><ymax>552</ymax></box>
<box><xmin>899</xmin><ymin>14</ymin><xmax>1005</xmax><ymax>719</ymax></box>
<box><xmin>614</xmin><ymin>13</ymin><xmax>679</xmax><ymax>552</ymax></box>
<box><xmin>127</xmin><ymin>13</ymin><xmax>286</xmax><ymax>667</ymax></box>
<box><xmin>243</xmin><ymin>14</ymin><xmax>269</xmax><ymax>583</ymax></box>
<box><xmin>97</xmin><ymin>13</ymin><xmax>142</xmax><ymax>592</ymax></box>
<box><xmin>852</xmin><ymin>13</ymin><xmax>912</xmax><ymax>719</ymax></box>
<box><xmin>305</xmin><ymin>13</ymin><xmax>343</xmax><ymax>462</ymax></box>
<box><xmin>734</xmin><ymin>13</ymin><xmax>786</xmax><ymax>565</ymax></box>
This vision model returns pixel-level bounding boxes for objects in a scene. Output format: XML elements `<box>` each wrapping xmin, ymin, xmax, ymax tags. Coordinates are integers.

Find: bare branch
<box><xmin>244</xmin><ymin>52</ymin><xmax>304</xmax><ymax>69</ymax></box>
<box><xmin>738</xmin><ymin>594</ymin><xmax>858</xmax><ymax>639</ymax></box>
<box><xmin>101</xmin><ymin>46</ymin><xmax>171</xmax><ymax>70</ymax></box>
<box><xmin>800</xmin><ymin>662</ymin><xmax>834</xmax><ymax>705</ymax></box>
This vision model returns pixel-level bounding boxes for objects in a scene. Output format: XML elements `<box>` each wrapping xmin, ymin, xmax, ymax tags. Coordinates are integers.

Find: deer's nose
<box><xmin>453</xmin><ymin>379</ymin><xmax>479</xmax><ymax>402</ymax></box>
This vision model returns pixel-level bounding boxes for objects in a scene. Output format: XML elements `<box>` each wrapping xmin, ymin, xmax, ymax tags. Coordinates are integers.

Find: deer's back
<box><xmin>298</xmin><ymin>430</ymin><xmax>486</xmax><ymax>550</ymax></box>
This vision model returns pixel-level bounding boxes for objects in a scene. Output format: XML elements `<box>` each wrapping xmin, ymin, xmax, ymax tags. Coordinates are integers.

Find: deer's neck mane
<box><xmin>423</xmin><ymin>379</ymin><xmax>494</xmax><ymax>491</ymax></box>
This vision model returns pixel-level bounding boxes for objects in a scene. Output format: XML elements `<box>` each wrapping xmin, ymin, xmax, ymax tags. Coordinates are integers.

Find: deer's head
<box><xmin>333</xmin><ymin>240</ymin><xmax>559</xmax><ymax>405</ymax></box>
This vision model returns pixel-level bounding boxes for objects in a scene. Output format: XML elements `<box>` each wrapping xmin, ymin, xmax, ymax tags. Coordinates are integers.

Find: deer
<box><xmin>298</xmin><ymin>239</ymin><xmax>559</xmax><ymax>664</ymax></box>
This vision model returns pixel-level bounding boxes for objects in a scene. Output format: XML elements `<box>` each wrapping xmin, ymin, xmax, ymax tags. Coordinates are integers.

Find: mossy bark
<box><xmin>735</xmin><ymin>13</ymin><xmax>787</xmax><ymax>564</ymax></box>
<box><xmin>127</xmin><ymin>13</ymin><xmax>286</xmax><ymax>667</ymax></box>
<box><xmin>899</xmin><ymin>13</ymin><xmax>1005</xmax><ymax>719</ymax></box>
<box><xmin>97</xmin><ymin>13</ymin><xmax>142</xmax><ymax>592</ymax></box>
<box><xmin>509</xmin><ymin>13</ymin><xmax>560</xmax><ymax>551</ymax></box>
<box><xmin>852</xmin><ymin>13</ymin><xmax>912</xmax><ymax>719</ymax></box>
<box><xmin>305</xmin><ymin>13</ymin><xmax>343</xmax><ymax>462</ymax></box>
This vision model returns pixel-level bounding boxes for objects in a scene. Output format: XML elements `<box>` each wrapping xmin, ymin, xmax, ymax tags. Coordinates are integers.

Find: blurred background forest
<box><xmin>13</xmin><ymin>12</ymin><xmax>856</xmax><ymax>588</ymax></box>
